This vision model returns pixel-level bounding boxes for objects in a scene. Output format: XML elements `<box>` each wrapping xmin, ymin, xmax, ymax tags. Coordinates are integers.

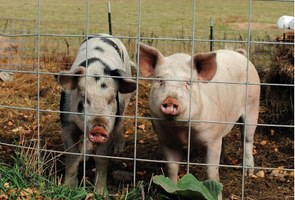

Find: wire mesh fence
<box><xmin>0</xmin><ymin>0</ymin><xmax>294</xmax><ymax>199</ymax></box>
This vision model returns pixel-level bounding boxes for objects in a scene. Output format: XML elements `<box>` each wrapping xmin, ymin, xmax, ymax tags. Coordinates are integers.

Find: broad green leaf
<box><xmin>152</xmin><ymin>173</ymin><xmax>223</xmax><ymax>200</ymax></box>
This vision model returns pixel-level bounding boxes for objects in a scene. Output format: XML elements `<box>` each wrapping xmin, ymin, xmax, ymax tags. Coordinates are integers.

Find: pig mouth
<box><xmin>88</xmin><ymin>126</ymin><xmax>109</xmax><ymax>144</ymax></box>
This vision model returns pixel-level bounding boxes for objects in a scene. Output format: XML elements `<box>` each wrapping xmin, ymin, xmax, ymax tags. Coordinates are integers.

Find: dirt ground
<box><xmin>0</xmin><ymin>38</ymin><xmax>294</xmax><ymax>199</ymax></box>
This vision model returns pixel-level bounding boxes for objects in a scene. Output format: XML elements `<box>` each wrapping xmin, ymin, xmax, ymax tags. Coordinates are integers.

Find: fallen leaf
<box><xmin>11</xmin><ymin>127</ymin><xmax>24</xmax><ymax>133</ymax></box>
<box><xmin>0</xmin><ymin>194</ymin><xmax>8</xmax><ymax>200</ymax></box>
<box><xmin>253</xmin><ymin>146</ymin><xmax>257</xmax><ymax>155</ymax></box>
<box><xmin>138</xmin><ymin>124</ymin><xmax>146</xmax><ymax>132</ymax></box>
<box><xmin>255</xmin><ymin>170</ymin><xmax>265</xmax><ymax>178</ymax></box>
<box><xmin>270</xmin><ymin>167</ymin><xmax>286</xmax><ymax>178</ymax></box>
<box><xmin>4</xmin><ymin>182</ymin><xmax>9</xmax><ymax>188</ymax></box>
<box><xmin>178</xmin><ymin>171</ymin><xmax>186</xmax><ymax>178</ymax></box>
<box><xmin>7</xmin><ymin>121</ymin><xmax>14</xmax><ymax>126</ymax></box>
<box><xmin>138</xmin><ymin>139</ymin><xmax>145</xmax><ymax>144</ymax></box>
<box><xmin>85</xmin><ymin>193</ymin><xmax>95</xmax><ymax>200</ymax></box>
<box><xmin>125</xmin><ymin>129</ymin><xmax>133</xmax><ymax>135</ymax></box>
<box><xmin>23</xmin><ymin>114</ymin><xmax>29</xmax><ymax>119</ymax></box>
<box><xmin>230</xmin><ymin>194</ymin><xmax>240</xmax><ymax>200</ymax></box>
<box><xmin>227</xmin><ymin>156</ymin><xmax>239</xmax><ymax>165</ymax></box>
<box><xmin>260</xmin><ymin>140</ymin><xmax>267</xmax><ymax>145</ymax></box>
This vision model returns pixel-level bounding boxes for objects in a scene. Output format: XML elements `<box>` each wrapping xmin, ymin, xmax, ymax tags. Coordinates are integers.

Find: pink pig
<box><xmin>138</xmin><ymin>43</ymin><xmax>260</xmax><ymax>199</ymax></box>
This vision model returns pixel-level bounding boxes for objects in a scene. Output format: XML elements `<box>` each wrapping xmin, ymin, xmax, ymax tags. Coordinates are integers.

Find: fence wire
<box><xmin>0</xmin><ymin>0</ymin><xmax>294</xmax><ymax>199</ymax></box>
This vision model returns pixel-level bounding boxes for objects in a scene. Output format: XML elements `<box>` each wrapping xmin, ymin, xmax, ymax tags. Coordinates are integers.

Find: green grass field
<box><xmin>0</xmin><ymin>0</ymin><xmax>293</xmax><ymax>60</ymax></box>
<box><xmin>0</xmin><ymin>0</ymin><xmax>293</xmax><ymax>38</ymax></box>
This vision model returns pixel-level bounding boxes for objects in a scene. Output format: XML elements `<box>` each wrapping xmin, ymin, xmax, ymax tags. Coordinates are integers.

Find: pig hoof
<box><xmin>88</xmin><ymin>126</ymin><xmax>109</xmax><ymax>143</ymax></box>
<box><xmin>245</xmin><ymin>168</ymin><xmax>254</xmax><ymax>177</ymax></box>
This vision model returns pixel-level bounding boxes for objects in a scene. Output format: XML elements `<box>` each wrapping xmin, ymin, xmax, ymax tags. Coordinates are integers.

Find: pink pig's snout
<box><xmin>88</xmin><ymin>126</ymin><xmax>109</xmax><ymax>144</ymax></box>
<box><xmin>160</xmin><ymin>97</ymin><xmax>181</xmax><ymax>117</ymax></box>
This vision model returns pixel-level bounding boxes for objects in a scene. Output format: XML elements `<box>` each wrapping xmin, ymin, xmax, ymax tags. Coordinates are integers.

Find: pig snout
<box><xmin>88</xmin><ymin>126</ymin><xmax>109</xmax><ymax>143</ymax></box>
<box><xmin>160</xmin><ymin>97</ymin><xmax>181</xmax><ymax>117</ymax></box>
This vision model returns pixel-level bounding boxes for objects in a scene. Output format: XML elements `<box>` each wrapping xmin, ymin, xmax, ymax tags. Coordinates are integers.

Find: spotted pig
<box><xmin>55</xmin><ymin>34</ymin><xmax>136</xmax><ymax>193</ymax></box>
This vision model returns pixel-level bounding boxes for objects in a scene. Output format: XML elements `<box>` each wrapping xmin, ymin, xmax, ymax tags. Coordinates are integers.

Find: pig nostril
<box><xmin>173</xmin><ymin>105</ymin><xmax>178</xmax><ymax>109</ymax></box>
<box><xmin>162</xmin><ymin>104</ymin><xmax>168</xmax><ymax>108</ymax></box>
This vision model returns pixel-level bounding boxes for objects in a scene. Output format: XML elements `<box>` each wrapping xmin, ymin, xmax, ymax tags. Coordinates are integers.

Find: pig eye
<box><xmin>78</xmin><ymin>101</ymin><xmax>84</xmax><ymax>113</ymax></box>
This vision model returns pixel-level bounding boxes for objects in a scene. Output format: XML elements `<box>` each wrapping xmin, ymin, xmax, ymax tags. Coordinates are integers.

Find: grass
<box><xmin>0</xmin><ymin>138</ymin><xmax>155</xmax><ymax>200</ymax></box>
<box><xmin>0</xmin><ymin>0</ymin><xmax>293</xmax><ymax>37</ymax></box>
<box><xmin>0</xmin><ymin>0</ymin><xmax>292</xmax><ymax>60</ymax></box>
<box><xmin>0</xmin><ymin>139</ymin><xmax>91</xmax><ymax>199</ymax></box>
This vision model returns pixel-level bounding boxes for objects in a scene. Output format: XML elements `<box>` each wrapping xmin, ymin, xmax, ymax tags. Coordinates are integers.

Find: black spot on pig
<box><xmin>100</xmin><ymin>37</ymin><xmax>124</xmax><ymax>62</ymax></box>
<box><xmin>79</xmin><ymin>57</ymin><xmax>110</xmax><ymax>69</ymax></box>
<box><xmin>101</xmin><ymin>82</ymin><xmax>107</xmax><ymax>89</ymax></box>
<box><xmin>103</xmin><ymin>65</ymin><xmax>112</xmax><ymax>75</ymax></box>
<box><xmin>60</xmin><ymin>91</ymin><xmax>71</xmax><ymax>126</ymax></box>
<box><xmin>94</xmin><ymin>46</ymin><xmax>104</xmax><ymax>53</ymax></box>
<box><xmin>82</xmin><ymin>36</ymin><xmax>95</xmax><ymax>44</ymax></box>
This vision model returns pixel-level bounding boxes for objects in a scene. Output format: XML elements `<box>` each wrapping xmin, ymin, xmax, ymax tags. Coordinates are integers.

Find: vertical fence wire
<box><xmin>133</xmin><ymin>0</ymin><xmax>143</xmax><ymax>189</ymax></box>
<box><xmin>36</xmin><ymin>0</ymin><xmax>42</xmax><ymax>175</ymax></box>
<box><xmin>241</xmin><ymin>0</ymin><xmax>253</xmax><ymax>198</ymax></box>
<box><xmin>186</xmin><ymin>0</ymin><xmax>197</xmax><ymax>176</ymax></box>
<box><xmin>82</xmin><ymin>0</ymin><xmax>91</xmax><ymax>189</ymax></box>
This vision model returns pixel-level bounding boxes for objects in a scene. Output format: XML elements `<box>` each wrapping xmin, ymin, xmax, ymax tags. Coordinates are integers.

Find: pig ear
<box><xmin>192</xmin><ymin>52</ymin><xmax>217</xmax><ymax>81</ymax></box>
<box><xmin>55</xmin><ymin>67</ymin><xmax>85</xmax><ymax>90</ymax></box>
<box><xmin>110</xmin><ymin>69</ymin><xmax>137</xmax><ymax>94</ymax></box>
<box><xmin>137</xmin><ymin>43</ymin><xmax>164</xmax><ymax>77</ymax></box>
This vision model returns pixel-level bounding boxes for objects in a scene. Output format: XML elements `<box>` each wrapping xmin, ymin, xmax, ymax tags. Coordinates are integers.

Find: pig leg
<box><xmin>62</xmin><ymin>123</ymin><xmax>83</xmax><ymax>187</ymax></box>
<box><xmin>240</xmin><ymin>106</ymin><xmax>258</xmax><ymax>176</ymax></box>
<box><xmin>205</xmin><ymin>137</ymin><xmax>223</xmax><ymax>181</ymax></box>
<box><xmin>111</xmin><ymin>119</ymin><xmax>125</xmax><ymax>154</ymax></box>
<box><xmin>206</xmin><ymin>137</ymin><xmax>223</xmax><ymax>200</ymax></box>
<box><xmin>94</xmin><ymin>145</ymin><xmax>109</xmax><ymax>194</ymax></box>
<box><xmin>161</xmin><ymin>144</ymin><xmax>182</xmax><ymax>183</ymax></box>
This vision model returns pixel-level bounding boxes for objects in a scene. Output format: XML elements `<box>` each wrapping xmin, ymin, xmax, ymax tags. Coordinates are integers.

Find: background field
<box><xmin>0</xmin><ymin>0</ymin><xmax>294</xmax><ymax>199</ymax></box>
<box><xmin>0</xmin><ymin>0</ymin><xmax>293</xmax><ymax>36</ymax></box>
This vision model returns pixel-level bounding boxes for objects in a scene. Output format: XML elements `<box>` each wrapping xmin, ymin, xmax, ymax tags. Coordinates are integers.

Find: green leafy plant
<box><xmin>153</xmin><ymin>173</ymin><xmax>223</xmax><ymax>200</ymax></box>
